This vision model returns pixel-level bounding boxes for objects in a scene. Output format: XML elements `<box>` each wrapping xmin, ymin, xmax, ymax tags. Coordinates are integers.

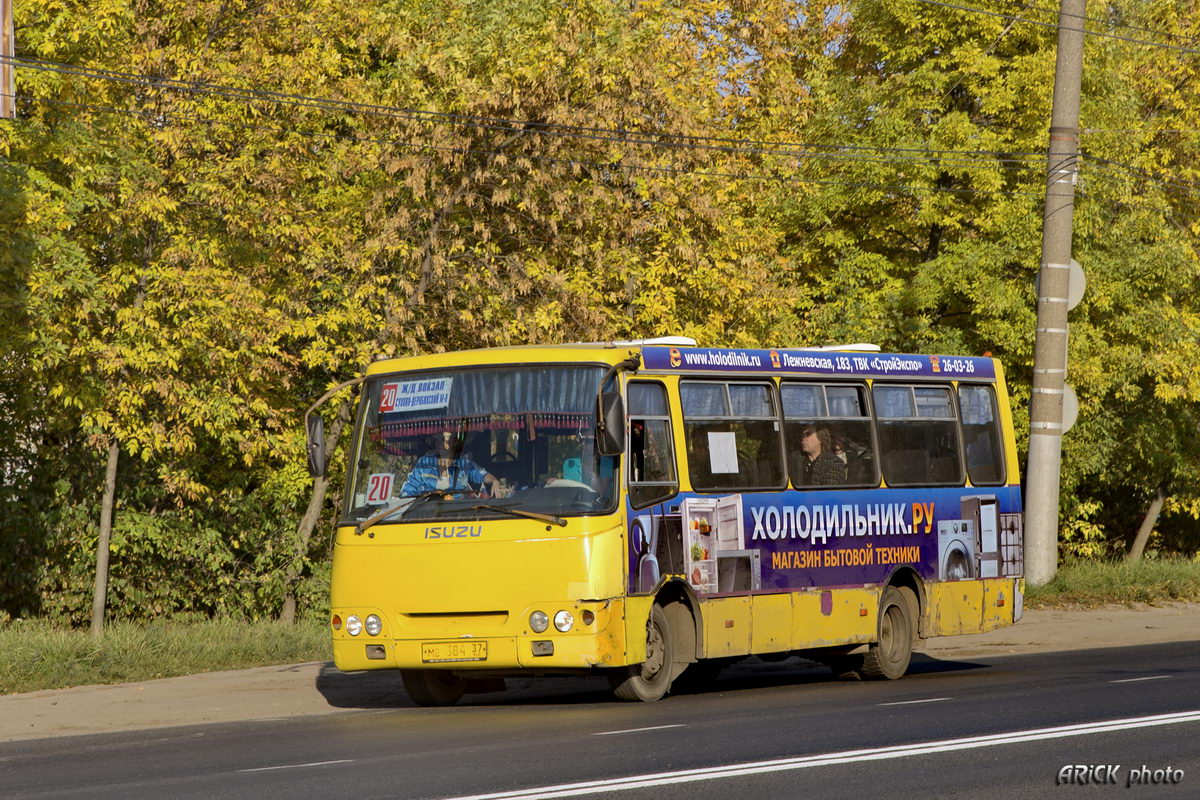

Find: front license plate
<box><xmin>421</xmin><ymin>640</ymin><xmax>488</xmax><ymax>663</ymax></box>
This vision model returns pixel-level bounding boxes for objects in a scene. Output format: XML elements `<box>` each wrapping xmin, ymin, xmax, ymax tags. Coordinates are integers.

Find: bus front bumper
<box><xmin>333</xmin><ymin>629</ymin><xmax>628</xmax><ymax>672</ymax></box>
<box><xmin>330</xmin><ymin>598</ymin><xmax>638</xmax><ymax>673</ymax></box>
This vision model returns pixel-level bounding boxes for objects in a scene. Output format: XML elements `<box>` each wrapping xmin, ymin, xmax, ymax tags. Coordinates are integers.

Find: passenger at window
<box><xmin>830</xmin><ymin>431</ymin><xmax>848</xmax><ymax>465</ymax></box>
<box><xmin>799</xmin><ymin>425</ymin><xmax>847</xmax><ymax>486</ymax></box>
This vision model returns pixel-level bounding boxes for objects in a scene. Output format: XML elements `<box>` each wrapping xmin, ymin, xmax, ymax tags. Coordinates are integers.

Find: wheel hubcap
<box><xmin>881</xmin><ymin>606</ymin><xmax>902</xmax><ymax>661</ymax></box>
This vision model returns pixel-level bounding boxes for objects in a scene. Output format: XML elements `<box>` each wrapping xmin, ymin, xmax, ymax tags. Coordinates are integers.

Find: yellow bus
<box><xmin>305</xmin><ymin>338</ymin><xmax>1024</xmax><ymax>704</ymax></box>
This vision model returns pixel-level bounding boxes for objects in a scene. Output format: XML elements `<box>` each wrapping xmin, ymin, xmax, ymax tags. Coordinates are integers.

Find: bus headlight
<box><xmin>365</xmin><ymin>614</ymin><xmax>382</xmax><ymax>636</ymax></box>
<box><xmin>346</xmin><ymin>615</ymin><xmax>363</xmax><ymax>636</ymax></box>
<box><xmin>554</xmin><ymin>610</ymin><xmax>574</xmax><ymax>632</ymax></box>
<box><xmin>529</xmin><ymin>611</ymin><xmax>549</xmax><ymax>633</ymax></box>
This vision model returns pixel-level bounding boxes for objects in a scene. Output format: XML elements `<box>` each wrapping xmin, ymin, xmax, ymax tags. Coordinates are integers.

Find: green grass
<box><xmin>1025</xmin><ymin>556</ymin><xmax>1200</xmax><ymax>609</ymax></box>
<box><xmin>0</xmin><ymin>617</ymin><xmax>330</xmax><ymax>695</ymax></box>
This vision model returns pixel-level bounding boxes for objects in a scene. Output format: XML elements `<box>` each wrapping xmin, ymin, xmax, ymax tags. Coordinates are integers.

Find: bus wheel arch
<box><xmin>654</xmin><ymin>579</ymin><xmax>701</xmax><ymax>668</ymax></box>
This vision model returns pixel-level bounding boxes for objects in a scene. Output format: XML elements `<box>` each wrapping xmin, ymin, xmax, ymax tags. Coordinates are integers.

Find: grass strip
<box><xmin>1025</xmin><ymin>556</ymin><xmax>1200</xmax><ymax>609</ymax></box>
<box><xmin>0</xmin><ymin>617</ymin><xmax>330</xmax><ymax>695</ymax></box>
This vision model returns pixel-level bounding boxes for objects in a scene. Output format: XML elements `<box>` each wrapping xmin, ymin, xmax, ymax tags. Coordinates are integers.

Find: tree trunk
<box><xmin>90</xmin><ymin>441</ymin><xmax>119</xmax><ymax>637</ymax></box>
<box><xmin>279</xmin><ymin>398</ymin><xmax>352</xmax><ymax>624</ymax></box>
<box><xmin>1126</xmin><ymin>487</ymin><xmax>1165</xmax><ymax>562</ymax></box>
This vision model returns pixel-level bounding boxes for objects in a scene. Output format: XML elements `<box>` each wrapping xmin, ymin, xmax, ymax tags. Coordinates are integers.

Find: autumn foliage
<box><xmin>2</xmin><ymin>0</ymin><xmax>1198</xmax><ymax>623</ymax></box>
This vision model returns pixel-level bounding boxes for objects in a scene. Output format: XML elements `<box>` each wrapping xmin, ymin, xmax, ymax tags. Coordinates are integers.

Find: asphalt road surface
<box><xmin>1</xmin><ymin>640</ymin><xmax>1197</xmax><ymax>799</ymax></box>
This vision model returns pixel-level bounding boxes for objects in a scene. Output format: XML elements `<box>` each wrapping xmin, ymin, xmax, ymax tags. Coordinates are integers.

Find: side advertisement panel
<box><xmin>626</xmin><ymin>486</ymin><xmax>1023</xmax><ymax>596</ymax></box>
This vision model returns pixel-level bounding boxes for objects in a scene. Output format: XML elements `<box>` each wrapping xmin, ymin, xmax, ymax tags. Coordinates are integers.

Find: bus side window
<box><xmin>680</xmin><ymin>381</ymin><xmax>785</xmax><ymax>491</ymax></box>
<box><xmin>958</xmin><ymin>384</ymin><xmax>1006</xmax><ymax>485</ymax></box>
<box><xmin>874</xmin><ymin>384</ymin><xmax>963</xmax><ymax>487</ymax></box>
<box><xmin>781</xmin><ymin>382</ymin><xmax>877</xmax><ymax>488</ymax></box>
<box><xmin>628</xmin><ymin>381</ymin><xmax>678</xmax><ymax>508</ymax></box>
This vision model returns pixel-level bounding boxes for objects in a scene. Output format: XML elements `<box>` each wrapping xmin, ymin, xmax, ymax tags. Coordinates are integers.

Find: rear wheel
<box><xmin>861</xmin><ymin>586</ymin><xmax>914</xmax><ymax>680</ymax></box>
<box><xmin>608</xmin><ymin>604</ymin><xmax>675</xmax><ymax>701</ymax></box>
<box><xmin>401</xmin><ymin>669</ymin><xmax>466</xmax><ymax>706</ymax></box>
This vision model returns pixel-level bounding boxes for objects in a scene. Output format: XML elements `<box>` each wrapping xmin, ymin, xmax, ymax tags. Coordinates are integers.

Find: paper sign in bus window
<box><xmin>365</xmin><ymin>473</ymin><xmax>394</xmax><ymax>504</ymax></box>
<box><xmin>707</xmin><ymin>431</ymin><xmax>739</xmax><ymax>473</ymax></box>
<box><xmin>379</xmin><ymin>377</ymin><xmax>453</xmax><ymax>413</ymax></box>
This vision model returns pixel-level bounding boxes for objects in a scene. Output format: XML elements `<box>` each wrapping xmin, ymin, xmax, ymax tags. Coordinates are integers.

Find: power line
<box><xmin>5</xmin><ymin>93</ymin><xmax>1054</xmax><ymax>199</ymax></box>
<box><xmin>7</xmin><ymin>91</ymin><xmax>1044</xmax><ymax>175</ymax></box>
<box><xmin>1</xmin><ymin>54</ymin><xmax>1050</xmax><ymax>164</ymax></box>
<box><xmin>912</xmin><ymin>0</ymin><xmax>1200</xmax><ymax>54</ymax></box>
<box><xmin>997</xmin><ymin>0</ymin><xmax>1200</xmax><ymax>46</ymax></box>
<box><xmin>10</xmin><ymin>90</ymin><xmax>1198</xmax><ymax>201</ymax></box>
<box><xmin>4</xmin><ymin>51</ymin><xmax>1196</xmax><ymax>201</ymax></box>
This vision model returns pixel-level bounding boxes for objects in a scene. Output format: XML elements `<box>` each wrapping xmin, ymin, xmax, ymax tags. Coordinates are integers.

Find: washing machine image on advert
<box><xmin>937</xmin><ymin>519</ymin><xmax>976</xmax><ymax>581</ymax></box>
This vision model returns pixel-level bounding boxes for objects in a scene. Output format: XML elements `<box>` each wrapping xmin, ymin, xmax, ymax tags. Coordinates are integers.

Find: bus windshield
<box><xmin>343</xmin><ymin>364</ymin><xmax>618</xmax><ymax>524</ymax></box>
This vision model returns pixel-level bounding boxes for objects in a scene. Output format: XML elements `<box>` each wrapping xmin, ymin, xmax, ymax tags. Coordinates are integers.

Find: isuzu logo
<box><xmin>424</xmin><ymin>525</ymin><xmax>484</xmax><ymax>540</ymax></box>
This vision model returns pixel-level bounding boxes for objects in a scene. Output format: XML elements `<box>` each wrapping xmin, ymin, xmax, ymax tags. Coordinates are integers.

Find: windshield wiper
<box><xmin>471</xmin><ymin>502</ymin><xmax>567</xmax><ymax>527</ymax></box>
<box><xmin>354</xmin><ymin>491</ymin><xmax>449</xmax><ymax>535</ymax></box>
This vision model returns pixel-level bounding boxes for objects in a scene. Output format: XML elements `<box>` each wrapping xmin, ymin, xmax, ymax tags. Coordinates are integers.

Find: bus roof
<box><xmin>366</xmin><ymin>342</ymin><xmax>998</xmax><ymax>381</ymax></box>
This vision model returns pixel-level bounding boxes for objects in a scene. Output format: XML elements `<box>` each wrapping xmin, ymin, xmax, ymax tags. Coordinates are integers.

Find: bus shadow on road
<box><xmin>907</xmin><ymin>652</ymin><xmax>992</xmax><ymax>675</ymax></box>
<box><xmin>313</xmin><ymin>654</ymin><xmax>992</xmax><ymax>710</ymax></box>
<box><xmin>315</xmin><ymin>664</ymin><xmax>415</xmax><ymax>708</ymax></box>
<box><xmin>314</xmin><ymin>663</ymin><xmax>616</xmax><ymax>708</ymax></box>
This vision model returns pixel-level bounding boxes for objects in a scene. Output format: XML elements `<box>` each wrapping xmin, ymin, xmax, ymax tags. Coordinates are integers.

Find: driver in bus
<box><xmin>401</xmin><ymin>429</ymin><xmax>505</xmax><ymax>497</ymax></box>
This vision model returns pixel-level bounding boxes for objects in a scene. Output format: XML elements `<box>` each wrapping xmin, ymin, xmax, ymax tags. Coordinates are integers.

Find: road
<box><xmin>1</xmin><ymin>641</ymin><xmax>1196</xmax><ymax>799</ymax></box>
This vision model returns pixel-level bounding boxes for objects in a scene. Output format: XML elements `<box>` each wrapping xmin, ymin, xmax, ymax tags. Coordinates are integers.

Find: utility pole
<box><xmin>1</xmin><ymin>0</ymin><xmax>14</xmax><ymax>119</ymax></box>
<box><xmin>1025</xmin><ymin>0</ymin><xmax>1087</xmax><ymax>586</ymax></box>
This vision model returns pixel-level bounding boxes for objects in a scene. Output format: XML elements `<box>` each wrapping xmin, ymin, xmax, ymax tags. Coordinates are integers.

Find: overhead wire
<box><xmin>4</xmin><ymin>2</ymin><xmax>1198</xmax><ymax>202</ymax></box>
<box><xmin>911</xmin><ymin>0</ymin><xmax>1200</xmax><ymax>54</ymax></box>
<box><xmin>6</xmin><ymin>93</ymin><xmax>1056</xmax><ymax>200</ymax></box>
<box><xmin>2</xmin><ymin>54</ymin><xmax>1050</xmax><ymax>164</ymax></box>
<box><xmin>5</xmin><ymin>84</ymin><xmax>1195</xmax><ymax>203</ymax></box>
<box><xmin>995</xmin><ymin>0</ymin><xmax>1200</xmax><ymax>46</ymax></box>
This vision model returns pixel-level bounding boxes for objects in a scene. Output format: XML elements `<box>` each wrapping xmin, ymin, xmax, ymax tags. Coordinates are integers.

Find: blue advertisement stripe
<box><xmin>641</xmin><ymin>347</ymin><xmax>996</xmax><ymax>380</ymax></box>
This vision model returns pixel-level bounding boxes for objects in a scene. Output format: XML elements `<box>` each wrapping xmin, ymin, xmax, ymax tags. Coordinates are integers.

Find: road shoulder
<box><xmin>1</xmin><ymin>602</ymin><xmax>1196</xmax><ymax>743</ymax></box>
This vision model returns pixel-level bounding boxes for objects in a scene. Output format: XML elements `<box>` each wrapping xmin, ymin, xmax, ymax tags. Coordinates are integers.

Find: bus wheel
<box><xmin>861</xmin><ymin>586</ymin><xmax>914</xmax><ymax>680</ymax></box>
<box><xmin>402</xmin><ymin>669</ymin><xmax>466</xmax><ymax>706</ymax></box>
<box><xmin>608</xmin><ymin>604</ymin><xmax>674</xmax><ymax>702</ymax></box>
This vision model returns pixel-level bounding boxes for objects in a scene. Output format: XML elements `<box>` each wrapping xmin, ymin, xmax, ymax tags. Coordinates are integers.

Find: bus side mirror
<box><xmin>306</xmin><ymin>414</ymin><xmax>327</xmax><ymax>478</ymax></box>
<box><xmin>597</xmin><ymin>392</ymin><xmax>625</xmax><ymax>457</ymax></box>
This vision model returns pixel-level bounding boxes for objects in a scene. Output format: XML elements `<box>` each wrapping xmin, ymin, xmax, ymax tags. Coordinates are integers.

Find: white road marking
<box><xmin>878</xmin><ymin>697</ymin><xmax>952</xmax><ymax>706</ymax></box>
<box><xmin>1110</xmin><ymin>675</ymin><xmax>1171</xmax><ymax>684</ymax></box>
<box><xmin>237</xmin><ymin>759</ymin><xmax>354</xmax><ymax>773</ymax></box>
<box><xmin>441</xmin><ymin>710</ymin><xmax>1200</xmax><ymax>800</ymax></box>
<box><xmin>591</xmin><ymin>724</ymin><xmax>686</xmax><ymax>736</ymax></box>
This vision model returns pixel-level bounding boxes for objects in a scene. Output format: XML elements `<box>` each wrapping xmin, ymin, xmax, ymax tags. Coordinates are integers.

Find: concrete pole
<box><xmin>1</xmin><ymin>0</ymin><xmax>15</xmax><ymax>119</ymax></box>
<box><xmin>1025</xmin><ymin>0</ymin><xmax>1087</xmax><ymax>586</ymax></box>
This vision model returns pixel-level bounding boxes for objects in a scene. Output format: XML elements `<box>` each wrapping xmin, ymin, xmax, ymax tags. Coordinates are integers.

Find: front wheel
<box><xmin>402</xmin><ymin>669</ymin><xmax>466</xmax><ymax>706</ymax></box>
<box><xmin>607</xmin><ymin>604</ymin><xmax>675</xmax><ymax>701</ymax></box>
<box><xmin>861</xmin><ymin>586</ymin><xmax>914</xmax><ymax>680</ymax></box>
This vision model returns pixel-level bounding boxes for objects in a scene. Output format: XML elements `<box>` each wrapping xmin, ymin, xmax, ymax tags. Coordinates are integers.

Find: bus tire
<box><xmin>861</xmin><ymin>586</ymin><xmax>914</xmax><ymax>680</ymax></box>
<box><xmin>401</xmin><ymin>669</ymin><xmax>466</xmax><ymax>706</ymax></box>
<box><xmin>607</xmin><ymin>604</ymin><xmax>675</xmax><ymax>702</ymax></box>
